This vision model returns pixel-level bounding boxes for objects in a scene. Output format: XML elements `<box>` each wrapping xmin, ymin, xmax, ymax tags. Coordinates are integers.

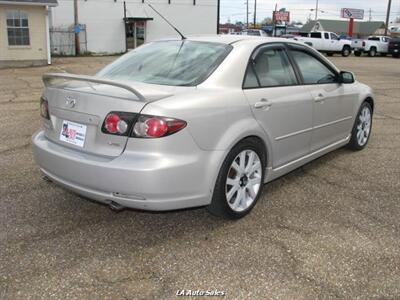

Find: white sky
<box><xmin>221</xmin><ymin>0</ymin><xmax>400</xmax><ymax>24</ymax></box>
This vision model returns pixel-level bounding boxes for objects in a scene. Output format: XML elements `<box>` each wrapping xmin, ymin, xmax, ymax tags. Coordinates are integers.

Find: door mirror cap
<box><xmin>339</xmin><ymin>71</ymin><xmax>355</xmax><ymax>84</ymax></box>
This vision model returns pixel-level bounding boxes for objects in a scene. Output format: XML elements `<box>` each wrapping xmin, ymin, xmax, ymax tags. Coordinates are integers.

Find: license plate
<box><xmin>60</xmin><ymin>120</ymin><xmax>87</xmax><ymax>147</ymax></box>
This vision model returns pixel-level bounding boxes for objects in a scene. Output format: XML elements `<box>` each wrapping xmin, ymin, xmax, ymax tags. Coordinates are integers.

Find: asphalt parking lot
<box><xmin>1</xmin><ymin>55</ymin><xmax>399</xmax><ymax>299</ymax></box>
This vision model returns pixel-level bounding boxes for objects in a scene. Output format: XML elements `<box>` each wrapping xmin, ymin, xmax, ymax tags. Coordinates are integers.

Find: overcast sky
<box><xmin>221</xmin><ymin>0</ymin><xmax>400</xmax><ymax>24</ymax></box>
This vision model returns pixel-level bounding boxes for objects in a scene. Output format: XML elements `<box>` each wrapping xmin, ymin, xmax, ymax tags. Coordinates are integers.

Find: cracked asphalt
<box><xmin>0</xmin><ymin>55</ymin><xmax>399</xmax><ymax>299</ymax></box>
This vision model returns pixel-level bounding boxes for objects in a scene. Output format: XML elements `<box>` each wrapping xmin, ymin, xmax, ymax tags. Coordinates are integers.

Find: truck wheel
<box><xmin>369</xmin><ymin>47</ymin><xmax>377</xmax><ymax>57</ymax></box>
<box><xmin>342</xmin><ymin>46</ymin><xmax>351</xmax><ymax>57</ymax></box>
<box><xmin>354</xmin><ymin>51</ymin><xmax>362</xmax><ymax>57</ymax></box>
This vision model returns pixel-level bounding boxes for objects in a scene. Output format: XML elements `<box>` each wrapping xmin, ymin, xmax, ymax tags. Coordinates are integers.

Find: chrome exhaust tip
<box><xmin>108</xmin><ymin>201</ymin><xmax>125</xmax><ymax>212</ymax></box>
<box><xmin>42</xmin><ymin>175</ymin><xmax>52</xmax><ymax>183</ymax></box>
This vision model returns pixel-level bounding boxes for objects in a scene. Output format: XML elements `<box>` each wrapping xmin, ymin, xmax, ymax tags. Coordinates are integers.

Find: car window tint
<box><xmin>291</xmin><ymin>50</ymin><xmax>337</xmax><ymax>84</ymax></box>
<box><xmin>243</xmin><ymin>65</ymin><xmax>259</xmax><ymax>88</ymax></box>
<box><xmin>324</xmin><ymin>33</ymin><xmax>329</xmax><ymax>39</ymax></box>
<box><xmin>250</xmin><ymin>48</ymin><xmax>297</xmax><ymax>88</ymax></box>
<box><xmin>310</xmin><ymin>32</ymin><xmax>322</xmax><ymax>39</ymax></box>
<box><xmin>97</xmin><ymin>41</ymin><xmax>232</xmax><ymax>86</ymax></box>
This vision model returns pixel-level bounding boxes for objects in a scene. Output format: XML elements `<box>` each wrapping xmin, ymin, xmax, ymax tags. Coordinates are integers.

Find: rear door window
<box><xmin>310</xmin><ymin>32</ymin><xmax>322</xmax><ymax>39</ymax></box>
<box><xmin>243</xmin><ymin>47</ymin><xmax>298</xmax><ymax>88</ymax></box>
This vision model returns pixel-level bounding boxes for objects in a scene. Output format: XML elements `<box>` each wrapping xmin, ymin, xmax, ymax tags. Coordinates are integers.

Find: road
<box><xmin>0</xmin><ymin>55</ymin><xmax>399</xmax><ymax>299</ymax></box>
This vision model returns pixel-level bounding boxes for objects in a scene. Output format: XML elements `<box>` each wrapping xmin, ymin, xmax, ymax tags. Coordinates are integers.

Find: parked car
<box><xmin>353</xmin><ymin>36</ymin><xmax>392</xmax><ymax>57</ymax></box>
<box><xmin>388</xmin><ymin>38</ymin><xmax>400</xmax><ymax>58</ymax></box>
<box><xmin>295</xmin><ymin>31</ymin><xmax>352</xmax><ymax>57</ymax></box>
<box><xmin>32</xmin><ymin>36</ymin><xmax>374</xmax><ymax>219</ymax></box>
<box><xmin>240</xmin><ymin>29</ymin><xmax>268</xmax><ymax>37</ymax></box>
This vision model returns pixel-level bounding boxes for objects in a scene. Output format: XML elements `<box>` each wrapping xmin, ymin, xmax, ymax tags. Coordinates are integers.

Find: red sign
<box><xmin>273</xmin><ymin>11</ymin><xmax>290</xmax><ymax>22</ymax></box>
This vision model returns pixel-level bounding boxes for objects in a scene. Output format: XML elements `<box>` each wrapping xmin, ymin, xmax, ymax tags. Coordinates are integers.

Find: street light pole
<box><xmin>315</xmin><ymin>0</ymin><xmax>319</xmax><ymax>21</ymax></box>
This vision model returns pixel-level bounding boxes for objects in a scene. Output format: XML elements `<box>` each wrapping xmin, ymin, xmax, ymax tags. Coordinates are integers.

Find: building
<box><xmin>219</xmin><ymin>23</ymin><xmax>242</xmax><ymax>35</ymax></box>
<box><xmin>0</xmin><ymin>0</ymin><xmax>58</xmax><ymax>68</ymax></box>
<box><xmin>50</xmin><ymin>0</ymin><xmax>218</xmax><ymax>54</ymax></box>
<box><xmin>301</xmin><ymin>19</ymin><xmax>385</xmax><ymax>38</ymax></box>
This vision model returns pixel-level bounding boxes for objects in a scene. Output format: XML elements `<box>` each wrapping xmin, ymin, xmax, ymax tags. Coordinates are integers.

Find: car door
<box><xmin>242</xmin><ymin>44</ymin><xmax>313</xmax><ymax>168</ymax></box>
<box><xmin>329</xmin><ymin>33</ymin><xmax>340</xmax><ymax>51</ymax></box>
<box><xmin>287</xmin><ymin>45</ymin><xmax>357</xmax><ymax>152</ymax></box>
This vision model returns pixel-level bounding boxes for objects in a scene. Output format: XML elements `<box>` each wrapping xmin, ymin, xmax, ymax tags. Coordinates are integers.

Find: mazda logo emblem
<box><xmin>65</xmin><ymin>96</ymin><xmax>76</xmax><ymax>108</ymax></box>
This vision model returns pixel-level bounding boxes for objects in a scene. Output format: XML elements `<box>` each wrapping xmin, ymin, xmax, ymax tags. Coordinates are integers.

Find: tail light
<box><xmin>101</xmin><ymin>112</ymin><xmax>186</xmax><ymax>138</ymax></box>
<box><xmin>132</xmin><ymin>115</ymin><xmax>186</xmax><ymax>138</ymax></box>
<box><xmin>101</xmin><ymin>112</ymin><xmax>136</xmax><ymax>136</ymax></box>
<box><xmin>40</xmin><ymin>97</ymin><xmax>50</xmax><ymax>120</ymax></box>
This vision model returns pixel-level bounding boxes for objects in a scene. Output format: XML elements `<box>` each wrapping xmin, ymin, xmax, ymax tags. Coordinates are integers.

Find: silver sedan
<box><xmin>32</xmin><ymin>36</ymin><xmax>374</xmax><ymax>219</ymax></box>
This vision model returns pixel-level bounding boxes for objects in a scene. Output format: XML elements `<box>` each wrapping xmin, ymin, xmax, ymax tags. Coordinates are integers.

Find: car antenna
<box><xmin>147</xmin><ymin>4</ymin><xmax>186</xmax><ymax>40</ymax></box>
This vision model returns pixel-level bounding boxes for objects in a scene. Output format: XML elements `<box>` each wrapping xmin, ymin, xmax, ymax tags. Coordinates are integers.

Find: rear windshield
<box><xmin>96</xmin><ymin>40</ymin><xmax>232</xmax><ymax>86</ymax></box>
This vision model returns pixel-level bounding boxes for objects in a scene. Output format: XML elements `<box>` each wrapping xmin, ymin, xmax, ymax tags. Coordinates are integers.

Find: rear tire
<box><xmin>207</xmin><ymin>138</ymin><xmax>266</xmax><ymax>219</ymax></box>
<box><xmin>354</xmin><ymin>51</ymin><xmax>362</xmax><ymax>57</ymax></box>
<box><xmin>347</xmin><ymin>102</ymin><xmax>373</xmax><ymax>151</ymax></box>
<box><xmin>369</xmin><ymin>47</ymin><xmax>377</xmax><ymax>57</ymax></box>
<box><xmin>342</xmin><ymin>46</ymin><xmax>351</xmax><ymax>57</ymax></box>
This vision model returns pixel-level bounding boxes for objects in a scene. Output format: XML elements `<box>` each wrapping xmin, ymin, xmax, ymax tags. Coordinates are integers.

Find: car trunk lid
<box><xmin>42</xmin><ymin>73</ymin><xmax>173</xmax><ymax>157</ymax></box>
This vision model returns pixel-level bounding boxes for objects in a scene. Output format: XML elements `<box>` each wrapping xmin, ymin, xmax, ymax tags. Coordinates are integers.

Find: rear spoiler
<box><xmin>42</xmin><ymin>73</ymin><xmax>146</xmax><ymax>101</ymax></box>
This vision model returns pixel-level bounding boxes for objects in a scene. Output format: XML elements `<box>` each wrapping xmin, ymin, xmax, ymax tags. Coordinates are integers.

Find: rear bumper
<box><xmin>32</xmin><ymin>130</ymin><xmax>224</xmax><ymax>211</ymax></box>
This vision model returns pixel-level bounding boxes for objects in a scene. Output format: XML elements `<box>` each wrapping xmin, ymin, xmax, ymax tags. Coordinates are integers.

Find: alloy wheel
<box><xmin>225</xmin><ymin>150</ymin><xmax>262</xmax><ymax>212</ymax></box>
<box><xmin>357</xmin><ymin>106</ymin><xmax>372</xmax><ymax>146</ymax></box>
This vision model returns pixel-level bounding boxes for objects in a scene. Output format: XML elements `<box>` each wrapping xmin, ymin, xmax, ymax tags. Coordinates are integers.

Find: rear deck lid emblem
<box><xmin>65</xmin><ymin>96</ymin><xmax>77</xmax><ymax>108</ymax></box>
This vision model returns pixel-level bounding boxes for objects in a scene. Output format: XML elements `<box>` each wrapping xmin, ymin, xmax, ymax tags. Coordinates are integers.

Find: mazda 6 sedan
<box><xmin>32</xmin><ymin>35</ymin><xmax>374</xmax><ymax>219</ymax></box>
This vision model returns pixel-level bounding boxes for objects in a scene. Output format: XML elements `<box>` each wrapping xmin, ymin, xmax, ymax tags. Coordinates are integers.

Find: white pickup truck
<box><xmin>352</xmin><ymin>36</ymin><xmax>392</xmax><ymax>57</ymax></box>
<box><xmin>295</xmin><ymin>31</ymin><xmax>352</xmax><ymax>57</ymax></box>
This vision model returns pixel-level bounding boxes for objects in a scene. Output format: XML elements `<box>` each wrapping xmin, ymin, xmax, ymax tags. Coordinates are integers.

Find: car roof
<box><xmin>157</xmin><ymin>34</ymin><xmax>300</xmax><ymax>46</ymax></box>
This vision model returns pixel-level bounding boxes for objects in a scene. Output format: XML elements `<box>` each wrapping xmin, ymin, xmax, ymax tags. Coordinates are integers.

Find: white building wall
<box><xmin>51</xmin><ymin>0</ymin><xmax>217</xmax><ymax>54</ymax></box>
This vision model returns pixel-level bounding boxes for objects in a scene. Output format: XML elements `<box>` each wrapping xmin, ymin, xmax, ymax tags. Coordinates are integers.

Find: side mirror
<box><xmin>339</xmin><ymin>71</ymin><xmax>355</xmax><ymax>84</ymax></box>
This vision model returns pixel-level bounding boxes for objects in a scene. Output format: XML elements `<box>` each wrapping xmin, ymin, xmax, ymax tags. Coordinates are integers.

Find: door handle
<box><xmin>254</xmin><ymin>98</ymin><xmax>272</xmax><ymax>109</ymax></box>
<box><xmin>314</xmin><ymin>93</ymin><xmax>325</xmax><ymax>103</ymax></box>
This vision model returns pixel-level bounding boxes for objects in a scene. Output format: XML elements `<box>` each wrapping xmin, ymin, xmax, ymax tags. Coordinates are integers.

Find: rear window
<box><xmin>97</xmin><ymin>40</ymin><xmax>232</xmax><ymax>86</ymax></box>
<box><xmin>310</xmin><ymin>32</ymin><xmax>322</xmax><ymax>39</ymax></box>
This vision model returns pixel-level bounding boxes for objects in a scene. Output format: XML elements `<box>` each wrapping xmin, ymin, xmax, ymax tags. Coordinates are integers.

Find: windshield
<box><xmin>96</xmin><ymin>40</ymin><xmax>232</xmax><ymax>86</ymax></box>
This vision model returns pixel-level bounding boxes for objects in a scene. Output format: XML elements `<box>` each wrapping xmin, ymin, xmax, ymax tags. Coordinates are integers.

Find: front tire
<box><xmin>347</xmin><ymin>102</ymin><xmax>373</xmax><ymax>151</ymax></box>
<box><xmin>207</xmin><ymin>138</ymin><xmax>266</xmax><ymax>219</ymax></box>
<box><xmin>342</xmin><ymin>46</ymin><xmax>351</xmax><ymax>57</ymax></box>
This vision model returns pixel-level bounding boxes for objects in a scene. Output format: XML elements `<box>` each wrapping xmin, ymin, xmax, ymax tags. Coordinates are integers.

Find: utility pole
<box><xmin>253</xmin><ymin>0</ymin><xmax>257</xmax><ymax>28</ymax></box>
<box><xmin>246</xmin><ymin>0</ymin><xmax>249</xmax><ymax>29</ymax></box>
<box><xmin>124</xmin><ymin>1</ymin><xmax>128</xmax><ymax>51</ymax></box>
<box><xmin>274</xmin><ymin>3</ymin><xmax>277</xmax><ymax>37</ymax></box>
<box><xmin>315</xmin><ymin>0</ymin><xmax>319</xmax><ymax>21</ymax></box>
<box><xmin>369</xmin><ymin>8</ymin><xmax>372</xmax><ymax>21</ymax></box>
<box><xmin>74</xmin><ymin>0</ymin><xmax>80</xmax><ymax>55</ymax></box>
<box><xmin>384</xmin><ymin>0</ymin><xmax>392</xmax><ymax>36</ymax></box>
<box><xmin>217</xmin><ymin>0</ymin><xmax>220</xmax><ymax>33</ymax></box>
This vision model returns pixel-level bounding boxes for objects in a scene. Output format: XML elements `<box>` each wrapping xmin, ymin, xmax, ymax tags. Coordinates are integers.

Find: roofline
<box><xmin>0</xmin><ymin>1</ymin><xmax>58</xmax><ymax>7</ymax></box>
